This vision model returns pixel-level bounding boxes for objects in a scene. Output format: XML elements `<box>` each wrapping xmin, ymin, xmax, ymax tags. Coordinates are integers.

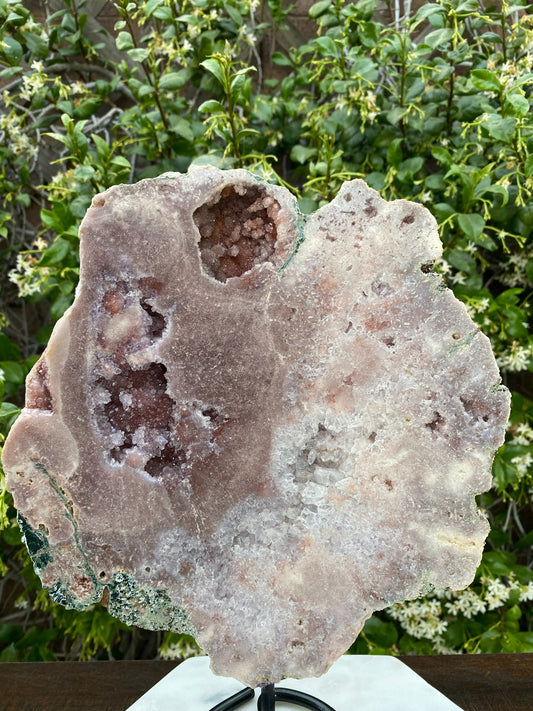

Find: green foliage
<box><xmin>0</xmin><ymin>0</ymin><xmax>532</xmax><ymax>661</ymax></box>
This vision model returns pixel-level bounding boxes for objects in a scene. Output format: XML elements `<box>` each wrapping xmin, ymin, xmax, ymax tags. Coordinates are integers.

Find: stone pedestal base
<box><xmin>127</xmin><ymin>655</ymin><xmax>463</xmax><ymax>711</ymax></box>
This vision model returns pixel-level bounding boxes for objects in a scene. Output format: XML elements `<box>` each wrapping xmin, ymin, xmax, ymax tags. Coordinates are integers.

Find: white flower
<box><xmin>512</xmin><ymin>423</ymin><xmax>533</xmax><ymax>446</ymax></box>
<box><xmin>435</xmin><ymin>258</ymin><xmax>451</xmax><ymax>275</ymax></box>
<box><xmin>451</xmin><ymin>271</ymin><xmax>467</xmax><ymax>285</ymax></box>
<box><xmin>446</xmin><ymin>589</ymin><xmax>486</xmax><ymax>618</ymax></box>
<box><xmin>187</xmin><ymin>24</ymin><xmax>200</xmax><ymax>39</ymax></box>
<box><xmin>519</xmin><ymin>582</ymin><xmax>533</xmax><ymax>602</ymax></box>
<box><xmin>159</xmin><ymin>638</ymin><xmax>202</xmax><ymax>661</ymax></box>
<box><xmin>500</xmin><ymin>176</ymin><xmax>511</xmax><ymax>189</ymax></box>
<box><xmin>30</xmin><ymin>60</ymin><xmax>44</xmax><ymax>72</ymax></box>
<box><xmin>511</xmin><ymin>452</ymin><xmax>532</xmax><ymax>478</ymax></box>
<box><xmin>497</xmin><ymin>343</ymin><xmax>532</xmax><ymax>372</ymax></box>
<box><xmin>484</xmin><ymin>578</ymin><xmax>510</xmax><ymax>610</ymax></box>
<box><xmin>387</xmin><ymin>599</ymin><xmax>446</xmax><ymax>641</ymax></box>
<box><xmin>32</xmin><ymin>237</ymin><xmax>48</xmax><ymax>251</ymax></box>
<box><xmin>433</xmin><ymin>637</ymin><xmax>460</xmax><ymax>654</ymax></box>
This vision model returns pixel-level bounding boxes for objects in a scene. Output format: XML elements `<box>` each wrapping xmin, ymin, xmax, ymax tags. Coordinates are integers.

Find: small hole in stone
<box><xmin>402</xmin><ymin>214</ymin><xmax>415</xmax><ymax>224</ymax></box>
<box><xmin>140</xmin><ymin>299</ymin><xmax>166</xmax><ymax>339</ymax></box>
<box><xmin>202</xmin><ymin>407</ymin><xmax>218</xmax><ymax>422</ymax></box>
<box><xmin>145</xmin><ymin>443</ymin><xmax>187</xmax><ymax>478</ymax></box>
<box><xmin>145</xmin><ymin>566</ymin><xmax>151</xmax><ymax>573</ymax></box>
<box><xmin>346</xmin><ymin>264</ymin><xmax>353</xmax><ymax>271</ymax></box>
<box><xmin>363</xmin><ymin>199</ymin><xmax>377</xmax><ymax>218</ymax></box>
<box><xmin>368</xmin><ymin>432</ymin><xmax>377</xmax><ymax>443</ymax></box>
<box><xmin>421</xmin><ymin>263</ymin><xmax>434</xmax><ymax>274</ymax></box>
<box><xmin>194</xmin><ymin>184</ymin><xmax>281</xmax><ymax>282</ymax></box>
<box><xmin>452</xmin><ymin>332</ymin><xmax>461</xmax><ymax>340</ymax></box>
<box><xmin>426</xmin><ymin>411</ymin><xmax>444</xmax><ymax>432</ymax></box>
<box><xmin>99</xmin><ymin>571</ymin><xmax>106</xmax><ymax>579</ymax></box>
<box><xmin>344</xmin><ymin>321</ymin><xmax>353</xmax><ymax>334</ymax></box>
<box><xmin>93</xmin><ymin>196</ymin><xmax>106</xmax><ymax>207</ymax></box>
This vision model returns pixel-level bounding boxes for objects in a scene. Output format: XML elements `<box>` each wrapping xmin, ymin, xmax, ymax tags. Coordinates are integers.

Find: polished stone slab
<box><xmin>127</xmin><ymin>655</ymin><xmax>463</xmax><ymax>711</ymax></box>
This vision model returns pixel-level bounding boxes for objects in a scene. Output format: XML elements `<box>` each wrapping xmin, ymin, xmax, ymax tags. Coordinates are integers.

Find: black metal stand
<box><xmin>209</xmin><ymin>682</ymin><xmax>337</xmax><ymax>711</ymax></box>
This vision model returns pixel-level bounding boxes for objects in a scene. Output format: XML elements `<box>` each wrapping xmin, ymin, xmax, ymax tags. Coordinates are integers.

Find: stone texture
<box><xmin>2</xmin><ymin>167</ymin><xmax>510</xmax><ymax>687</ymax></box>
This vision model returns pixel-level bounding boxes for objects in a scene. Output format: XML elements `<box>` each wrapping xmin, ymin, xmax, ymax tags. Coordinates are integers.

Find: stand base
<box><xmin>210</xmin><ymin>683</ymin><xmax>336</xmax><ymax>711</ymax></box>
<box><xmin>127</xmin><ymin>655</ymin><xmax>463</xmax><ymax>711</ymax></box>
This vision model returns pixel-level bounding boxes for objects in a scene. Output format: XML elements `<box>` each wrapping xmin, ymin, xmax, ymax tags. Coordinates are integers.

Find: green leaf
<box><xmin>144</xmin><ymin>0</ymin><xmax>164</xmax><ymax>17</ymax></box>
<box><xmin>431</xmin><ymin>146</ymin><xmax>452</xmax><ymax>167</ymax></box>
<box><xmin>0</xmin><ymin>643</ymin><xmax>18</xmax><ymax>662</ymax></box>
<box><xmin>482</xmin><ymin>551</ymin><xmax>516</xmax><ymax>577</ymax></box>
<box><xmin>363</xmin><ymin>616</ymin><xmax>398</xmax><ymax>648</ymax></box>
<box><xmin>201</xmin><ymin>58</ymin><xmax>226</xmax><ymax>87</ymax></box>
<box><xmin>504</xmin><ymin>605</ymin><xmax>522</xmax><ymax>622</ymax></box>
<box><xmin>271</xmin><ymin>51</ymin><xmax>292</xmax><ymax>67</ymax></box>
<box><xmin>447</xmin><ymin>249</ymin><xmax>477</xmax><ymax>274</ymax></box>
<box><xmin>314</xmin><ymin>36</ymin><xmax>337</xmax><ymax>55</ymax></box>
<box><xmin>422</xmin><ymin>28</ymin><xmax>455</xmax><ymax>49</ymax></box>
<box><xmin>455</xmin><ymin>0</ymin><xmax>479</xmax><ymax>13</ymax></box>
<box><xmin>128</xmin><ymin>48</ymin><xmax>149</xmax><ymax>62</ymax></box>
<box><xmin>0</xmin><ymin>402</ymin><xmax>21</xmax><ymax>429</ymax></box>
<box><xmin>504</xmin><ymin>93</ymin><xmax>529</xmax><ymax>118</ymax></box>
<box><xmin>73</xmin><ymin>99</ymin><xmax>101</xmax><ymax>120</ymax></box>
<box><xmin>397</xmin><ymin>156</ymin><xmax>424</xmax><ymax>180</ymax></box>
<box><xmin>198</xmin><ymin>99</ymin><xmax>225</xmax><ymax>114</ymax></box>
<box><xmin>38</xmin><ymin>237</ymin><xmax>71</xmax><ymax>267</ymax></box>
<box><xmin>290</xmin><ymin>145</ymin><xmax>317</xmax><ymax>164</ymax></box>
<box><xmin>365</xmin><ymin>172</ymin><xmax>386</xmax><ymax>190</ymax></box>
<box><xmin>110</xmin><ymin>156</ymin><xmax>131</xmax><ymax>169</ymax></box>
<box><xmin>0</xmin><ymin>334</ymin><xmax>21</xmax><ymax>361</ymax></box>
<box><xmin>116</xmin><ymin>31</ymin><xmax>134</xmax><ymax>51</ymax></box>
<box><xmin>516</xmin><ymin>633</ymin><xmax>533</xmax><ymax>653</ymax></box>
<box><xmin>159</xmin><ymin>70</ymin><xmax>191</xmax><ymax>91</ymax></box>
<box><xmin>386</xmin><ymin>138</ymin><xmax>403</xmax><ymax>168</ymax></box>
<box><xmin>170</xmin><ymin>117</ymin><xmax>194</xmax><ymax>142</ymax></box>
<box><xmin>411</xmin><ymin>3</ymin><xmax>446</xmax><ymax>27</ymax></box>
<box><xmin>516</xmin><ymin>529</ymin><xmax>533</xmax><ymax>550</ymax></box>
<box><xmin>471</xmin><ymin>69</ymin><xmax>501</xmax><ymax>93</ymax></box>
<box><xmin>1</xmin><ymin>37</ymin><xmax>22</xmax><ymax>65</ymax></box>
<box><xmin>225</xmin><ymin>5</ymin><xmax>243</xmax><ymax>26</ymax></box>
<box><xmin>91</xmin><ymin>133</ymin><xmax>110</xmax><ymax>160</ymax></box>
<box><xmin>0</xmin><ymin>361</ymin><xmax>25</xmax><ymax>385</ymax></box>
<box><xmin>483</xmin><ymin>115</ymin><xmax>516</xmax><ymax>142</ymax></box>
<box><xmin>425</xmin><ymin>173</ymin><xmax>445</xmax><ymax>190</ymax></box>
<box><xmin>153</xmin><ymin>6</ymin><xmax>172</xmax><ymax>20</ymax></box>
<box><xmin>524</xmin><ymin>155</ymin><xmax>533</xmax><ymax>178</ymax></box>
<box><xmin>457</xmin><ymin>213</ymin><xmax>485</xmax><ymax>240</ymax></box>
<box><xmin>50</xmin><ymin>292</ymin><xmax>74</xmax><ymax>321</ymax></box>
<box><xmin>309</xmin><ymin>0</ymin><xmax>331</xmax><ymax>18</ymax></box>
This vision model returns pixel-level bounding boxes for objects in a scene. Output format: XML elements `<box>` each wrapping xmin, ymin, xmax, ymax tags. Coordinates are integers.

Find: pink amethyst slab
<box><xmin>2</xmin><ymin>167</ymin><xmax>510</xmax><ymax>687</ymax></box>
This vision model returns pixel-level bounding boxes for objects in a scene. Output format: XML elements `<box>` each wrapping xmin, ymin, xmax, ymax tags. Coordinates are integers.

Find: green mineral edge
<box><xmin>19</xmin><ymin>462</ymin><xmax>194</xmax><ymax>634</ymax></box>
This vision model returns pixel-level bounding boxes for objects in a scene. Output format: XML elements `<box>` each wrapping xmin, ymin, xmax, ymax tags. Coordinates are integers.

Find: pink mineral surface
<box><xmin>2</xmin><ymin>167</ymin><xmax>510</xmax><ymax>686</ymax></box>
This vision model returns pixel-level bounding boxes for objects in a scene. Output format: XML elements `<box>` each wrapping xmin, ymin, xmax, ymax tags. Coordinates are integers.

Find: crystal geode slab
<box><xmin>2</xmin><ymin>167</ymin><xmax>509</xmax><ymax>687</ymax></box>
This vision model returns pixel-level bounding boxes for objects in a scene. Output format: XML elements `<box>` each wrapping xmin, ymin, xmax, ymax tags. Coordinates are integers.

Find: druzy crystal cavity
<box><xmin>2</xmin><ymin>167</ymin><xmax>510</xmax><ymax>687</ymax></box>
